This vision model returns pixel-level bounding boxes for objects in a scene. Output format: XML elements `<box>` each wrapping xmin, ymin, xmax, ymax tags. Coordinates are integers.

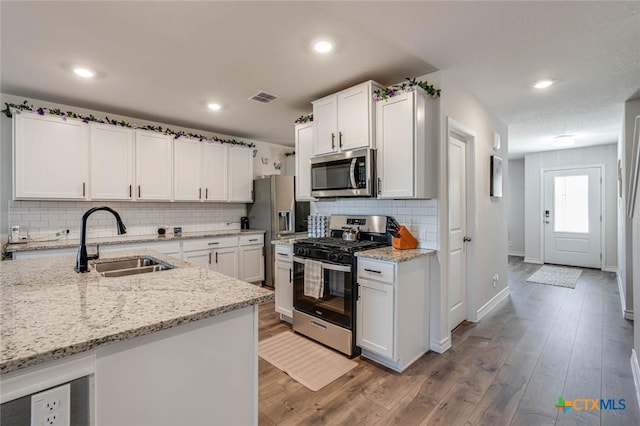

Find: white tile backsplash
<box><xmin>8</xmin><ymin>200</ymin><xmax>246</xmax><ymax>240</ymax></box>
<box><xmin>312</xmin><ymin>198</ymin><xmax>439</xmax><ymax>249</ymax></box>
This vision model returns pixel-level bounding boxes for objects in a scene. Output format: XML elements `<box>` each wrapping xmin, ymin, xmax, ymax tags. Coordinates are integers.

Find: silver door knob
<box><xmin>545</xmin><ymin>220</ymin><xmax>550</xmax><ymax>224</ymax></box>
<box><xmin>463</xmin><ymin>236</ymin><xmax>472</xmax><ymax>242</ymax></box>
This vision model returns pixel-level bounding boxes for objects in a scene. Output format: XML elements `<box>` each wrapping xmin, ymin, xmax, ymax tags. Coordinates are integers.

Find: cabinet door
<box><xmin>183</xmin><ymin>250</ymin><xmax>211</xmax><ymax>269</ymax></box>
<box><xmin>135</xmin><ymin>130</ymin><xmax>173</xmax><ymax>200</ymax></box>
<box><xmin>90</xmin><ymin>124</ymin><xmax>134</xmax><ymax>200</ymax></box>
<box><xmin>213</xmin><ymin>247</ymin><xmax>238</xmax><ymax>278</ymax></box>
<box><xmin>337</xmin><ymin>85</ymin><xmax>371</xmax><ymax>151</ymax></box>
<box><xmin>202</xmin><ymin>143</ymin><xmax>228</xmax><ymax>201</ymax></box>
<box><xmin>377</xmin><ymin>92</ymin><xmax>415</xmax><ymax>199</ymax></box>
<box><xmin>312</xmin><ymin>96</ymin><xmax>337</xmax><ymax>155</ymax></box>
<box><xmin>174</xmin><ymin>137</ymin><xmax>203</xmax><ymax>201</ymax></box>
<box><xmin>14</xmin><ymin>113</ymin><xmax>89</xmax><ymax>199</ymax></box>
<box><xmin>295</xmin><ymin>123</ymin><xmax>314</xmax><ymax>201</ymax></box>
<box><xmin>274</xmin><ymin>260</ymin><xmax>293</xmax><ymax>318</ymax></box>
<box><xmin>356</xmin><ymin>279</ymin><xmax>394</xmax><ymax>359</ymax></box>
<box><xmin>240</xmin><ymin>245</ymin><xmax>264</xmax><ymax>283</ymax></box>
<box><xmin>228</xmin><ymin>147</ymin><xmax>253</xmax><ymax>202</ymax></box>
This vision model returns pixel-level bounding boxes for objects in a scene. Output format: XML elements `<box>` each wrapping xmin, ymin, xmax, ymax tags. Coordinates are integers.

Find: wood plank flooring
<box><xmin>258</xmin><ymin>257</ymin><xmax>639</xmax><ymax>425</ymax></box>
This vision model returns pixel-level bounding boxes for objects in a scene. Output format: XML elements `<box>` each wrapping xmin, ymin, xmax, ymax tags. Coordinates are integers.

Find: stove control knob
<box><xmin>329</xmin><ymin>253</ymin><xmax>340</xmax><ymax>263</ymax></box>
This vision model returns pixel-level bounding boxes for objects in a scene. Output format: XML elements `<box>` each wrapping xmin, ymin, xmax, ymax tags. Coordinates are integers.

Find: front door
<box><xmin>448</xmin><ymin>134</ymin><xmax>468</xmax><ymax>330</ymax></box>
<box><xmin>543</xmin><ymin>167</ymin><xmax>602</xmax><ymax>268</ymax></box>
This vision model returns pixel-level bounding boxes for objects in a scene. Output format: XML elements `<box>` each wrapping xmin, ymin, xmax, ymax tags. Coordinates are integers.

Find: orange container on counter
<box><xmin>391</xmin><ymin>226</ymin><xmax>418</xmax><ymax>250</ymax></box>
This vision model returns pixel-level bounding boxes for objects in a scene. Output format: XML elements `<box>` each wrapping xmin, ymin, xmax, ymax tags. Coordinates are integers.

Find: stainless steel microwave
<box><xmin>310</xmin><ymin>148</ymin><xmax>375</xmax><ymax>197</ymax></box>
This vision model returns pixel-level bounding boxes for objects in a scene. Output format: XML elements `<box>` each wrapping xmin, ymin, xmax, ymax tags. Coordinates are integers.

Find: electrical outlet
<box><xmin>492</xmin><ymin>274</ymin><xmax>499</xmax><ymax>288</ymax></box>
<box><xmin>31</xmin><ymin>383</ymin><xmax>70</xmax><ymax>426</ymax></box>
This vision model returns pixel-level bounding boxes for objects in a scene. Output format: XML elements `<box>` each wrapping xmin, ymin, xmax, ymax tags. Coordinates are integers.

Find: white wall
<box><xmin>523</xmin><ymin>144</ymin><xmax>618</xmax><ymax>271</ymax></box>
<box><xmin>0</xmin><ymin>93</ymin><xmax>290</xmax><ymax>243</ymax></box>
<box><xmin>508</xmin><ymin>159</ymin><xmax>525</xmax><ymax>256</ymax></box>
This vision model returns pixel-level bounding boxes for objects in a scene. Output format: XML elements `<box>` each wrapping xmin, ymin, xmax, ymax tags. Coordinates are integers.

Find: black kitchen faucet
<box><xmin>75</xmin><ymin>206</ymin><xmax>127</xmax><ymax>273</ymax></box>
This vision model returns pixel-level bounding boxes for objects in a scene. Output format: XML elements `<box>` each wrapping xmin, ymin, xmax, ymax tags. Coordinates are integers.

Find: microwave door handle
<box><xmin>349</xmin><ymin>158</ymin><xmax>358</xmax><ymax>189</ymax></box>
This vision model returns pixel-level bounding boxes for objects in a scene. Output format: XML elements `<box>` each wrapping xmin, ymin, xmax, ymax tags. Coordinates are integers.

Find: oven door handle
<box><xmin>349</xmin><ymin>158</ymin><xmax>358</xmax><ymax>189</ymax></box>
<box><xmin>292</xmin><ymin>256</ymin><xmax>352</xmax><ymax>272</ymax></box>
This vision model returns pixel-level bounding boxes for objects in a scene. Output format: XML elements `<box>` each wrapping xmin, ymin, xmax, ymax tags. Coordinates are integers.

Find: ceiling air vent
<box><xmin>250</xmin><ymin>91</ymin><xmax>278</xmax><ymax>103</ymax></box>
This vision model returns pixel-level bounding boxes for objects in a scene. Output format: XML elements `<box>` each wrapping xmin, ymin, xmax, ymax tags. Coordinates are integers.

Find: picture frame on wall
<box><xmin>490</xmin><ymin>155</ymin><xmax>503</xmax><ymax>198</ymax></box>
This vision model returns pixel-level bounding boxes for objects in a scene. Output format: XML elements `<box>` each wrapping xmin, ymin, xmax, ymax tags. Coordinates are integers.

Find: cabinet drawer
<box><xmin>357</xmin><ymin>259</ymin><xmax>395</xmax><ymax>284</ymax></box>
<box><xmin>183</xmin><ymin>236</ymin><xmax>238</xmax><ymax>251</ymax></box>
<box><xmin>274</xmin><ymin>244</ymin><xmax>293</xmax><ymax>261</ymax></box>
<box><xmin>239</xmin><ymin>234</ymin><xmax>264</xmax><ymax>246</ymax></box>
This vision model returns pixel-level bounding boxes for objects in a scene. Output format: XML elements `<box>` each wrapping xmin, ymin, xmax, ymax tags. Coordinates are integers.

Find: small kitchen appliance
<box><xmin>292</xmin><ymin>215</ymin><xmax>390</xmax><ymax>356</ymax></box>
<box><xmin>241</xmin><ymin>217</ymin><xmax>250</xmax><ymax>230</ymax></box>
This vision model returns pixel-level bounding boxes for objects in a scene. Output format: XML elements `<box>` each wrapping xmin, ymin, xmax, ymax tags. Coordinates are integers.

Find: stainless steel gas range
<box><xmin>292</xmin><ymin>215</ymin><xmax>390</xmax><ymax>356</ymax></box>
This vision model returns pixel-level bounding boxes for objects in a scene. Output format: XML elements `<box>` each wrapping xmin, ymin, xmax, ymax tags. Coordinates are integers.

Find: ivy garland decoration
<box><xmin>1</xmin><ymin>100</ymin><xmax>255</xmax><ymax>147</ymax></box>
<box><xmin>284</xmin><ymin>151</ymin><xmax>295</xmax><ymax>157</ymax></box>
<box><xmin>294</xmin><ymin>114</ymin><xmax>313</xmax><ymax>124</ymax></box>
<box><xmin>372</xmin><ymin>78</ymin><xmax>441</xmax><ymax>101</ymax></box>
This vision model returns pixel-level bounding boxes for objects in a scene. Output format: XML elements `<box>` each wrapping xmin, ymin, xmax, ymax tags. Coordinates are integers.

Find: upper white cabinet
<box><xmin>311</xmin><ymin>80</ymin><xmax>383</xmax><ymax>156</ymax></box>
<box><xmin>14</xmin><ymin>112</ymin><xmax>89</xmax><ymax>200</ymax></box>
<box><xmin>135</xmin><ymin>130</ymin><xmax>173</xmax><ymax>201</ymax></box>
<box><xmin>294</xmin><ymin>122</ymin><xmax>314</xmax><ymax>201</ymax></box>
<box><xmin>376</xmin><ymin>87</ymin><xmax>438</xmax><ymax>199</ymax></box>
<box><xmin>173</xmin><ymin>136</ymin><xmax>203</xmax><ymax>201</ymax></box>
<box><xmin>228</xmin><ymin>147</ymin><xmax>253</xmax><ymax>202</ymax></box>
<box><xmin>90</xmin><ymin>124</ymin><xmax>134</xmax><ymax>200</ymax></box>
<box><xmin>203</xmin><ymin>143</ymin><xmax>228</xmax><ymax>201</ymax></box>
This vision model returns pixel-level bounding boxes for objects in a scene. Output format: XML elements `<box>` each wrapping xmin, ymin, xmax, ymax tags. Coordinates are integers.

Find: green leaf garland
<box><xmin>372</xmin><ymin>77</ymin><xmax>441</xmax><ymax>101</ymax></box>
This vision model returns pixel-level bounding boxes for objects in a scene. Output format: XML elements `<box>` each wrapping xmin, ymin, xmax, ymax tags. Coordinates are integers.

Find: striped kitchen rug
<box><xmin>258</xmin><ymin>331</ymin><xmax>357</xmax><ymax>391</ymax></box>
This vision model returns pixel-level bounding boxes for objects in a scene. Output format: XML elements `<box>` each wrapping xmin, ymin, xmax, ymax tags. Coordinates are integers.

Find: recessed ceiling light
<box><xmin>207</xmin><ymin>103</ymin><xmax>222</xmax><ymax>111</ymax></box>
<box><xmin>313</xmin><ymin>40</ymin><xmax>333</xmax><ymax>54</ymax></box>
<box><xmin>73</xmin><ymin>67</ymin><xmax>95</xmax><ymax>78</ymax></box>
<box><xmin>553</xmin><ymin>135</ymin><xmax>575</xmax><ymax>146</ymax></box>
<box><xmin>533</xmin><ymin>79</ymin><xmax>554</xmax><ymax>89</ymax></box>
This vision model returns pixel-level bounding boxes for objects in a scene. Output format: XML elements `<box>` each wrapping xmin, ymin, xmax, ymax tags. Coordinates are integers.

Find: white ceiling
<box><xmin>2</xmin><ymin>2</ymin><xmax>639</xmax><ymax>158</ymax></box>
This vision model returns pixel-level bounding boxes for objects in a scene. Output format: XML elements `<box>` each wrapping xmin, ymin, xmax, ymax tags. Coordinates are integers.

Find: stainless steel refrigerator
<box><xmin>247</xmin><ymin>175</ymin><xmax>294</xmax><ymax>287</ymax></box>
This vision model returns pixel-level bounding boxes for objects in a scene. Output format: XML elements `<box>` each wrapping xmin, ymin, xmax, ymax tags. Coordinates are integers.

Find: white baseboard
<box><xmin>524</xmin><ymin>257</ymin><xmax>543</xmax><ymax>264</ymax></box>
<box><xmin>508</xmin><ymin>251</ymin><xmax>525</xmax><ymax>257</ymax></box>
<box><xmin>625</xmin><ymin>309</ymin><xmax>634</xmax><ymax>321</ymax></box>
<box><xmin>616</xmin><ymin>272</ymin><xmax>633</xmax><ymax>320</ymax></box>
<box><xmin>476</xmin><ymin>287</ymin><xmax>510</xmax><ymax>322</ymax></box>
<box><xmin>603</xmin><ymin>266</ymin><xmax>618</xmax><ymax>273</ymax></box>
<box><xmin>631</xmin><ymin>350</ymin><xmax>640</xmax><ymax>412</ymax></box>
<box><xmin>430</xmin><ymin>336</ymin><xmax>451</xmax><ymax>354</ymax></box>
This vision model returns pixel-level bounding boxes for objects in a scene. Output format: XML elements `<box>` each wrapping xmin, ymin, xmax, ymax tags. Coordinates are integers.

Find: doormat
<box><xmin>258</xmin><ymin>331</ymin><xmax>358</xmax><ymax>391</ymax></box>
<box><xmin>526</xmin><ymin>265</ymin><xmax>582</xmax><ymax>289</ymax></box>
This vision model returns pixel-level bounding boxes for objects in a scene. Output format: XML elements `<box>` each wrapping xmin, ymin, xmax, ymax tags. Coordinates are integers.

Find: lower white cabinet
<box><xmin>239</xmin><ymin>234</ymin><xmax>265</xmax><ymax>283</ymax></box>
<box><xmin>212</xmin><ymin>246</ymin><xmax>239</xmax><ymax>277</ymax></box>
<box><xmin>356</xmin><ymin>255</ymin><xmax>431</xmax><ymax>372</ymax></box>
<box><xmin>273</xmin><ymin>244</ymin><xmax>293</xmax><ymax>319</ymax></box>
<box><xmin>183</xmin><ymin>236</ymin><xmax>239</xmax><ymax>278</ymax></box>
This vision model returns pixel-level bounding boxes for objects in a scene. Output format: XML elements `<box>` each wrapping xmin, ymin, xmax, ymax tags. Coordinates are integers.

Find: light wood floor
<box><xmin>258</xmin><ymin>257</ymin><xmax>639</xmax><ymax>425</ymax></box>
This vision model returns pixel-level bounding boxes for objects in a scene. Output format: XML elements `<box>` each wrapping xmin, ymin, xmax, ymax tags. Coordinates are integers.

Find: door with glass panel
<box><xmin>543</xmin><ymin>167</ymin><xmax>601</xmax><ymax>268</ymax></box>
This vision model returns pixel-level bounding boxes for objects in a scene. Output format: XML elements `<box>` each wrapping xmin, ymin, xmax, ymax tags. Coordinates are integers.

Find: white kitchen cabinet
<box><xmin>239</xmin><ymin>234</ymin><xmax>264</xmax><ymax>283</ymax></box>
<box><xmin>202</xmin><ymin>143</ymin><xmax>228</xmax><ymax>201</ymax></box>
<box><xmin>294</xmin><ymin>122</ymin><xmax>314</xmax><ymax>201</ymax></box>
<box><xmin>13</xmin><ymin>112</ymin><xmax>89</xmax><ymax>200</ymax></box>
<box><xmin>311</xmin><ymin>80</ymin><xmax>383</xmax><ymax>156</ymax></box>
<box><xmin>212</xmin><ymin>247</ymin><xmax>239</xmax><ymax>277</ymax></box>
<box><xmin>173</xmin><ymin>136</ymin><xmax>203</xmax><ymax>201</ymax></box>
<box><xmin>183</xmin><ymin>249</ymin><xmax>210</xmax><ymax>269</ymax></box>
<box><xmin>355</xmin><ymin>255</ymin><xmax>430</xmax><ymax>372</ymax></box>
<box><xmin>183</xmin><ymin>236</ymin><xmax>240</xmax><ymax>278</ymax></box>
<box><xmin>376</xmin><ymin>87</ymin><xmax>438</xmax><ymax>199</ymax></box>
<box><xmin>135</xmin><ymin>130</ymin><xmax>173</xmax><ymax>201</ymax></box>
<box><xmin>90</xmin><ymin>124</ymin><xmax>134</xmax><ymax>200</ymax></box>
<box><xmin>273</xmin><ymin>244</ymin><xmax>293</xmax><ymax>320</ymax></box>
<box><xmin>357</xmin><ymin>278</ymin><xmax>394</xmax><ymax>359</ymax></box>
<box><xmin>228</xmin><ymin>146</ymin><xmax>253</xmax><ymax>202</ymax></box>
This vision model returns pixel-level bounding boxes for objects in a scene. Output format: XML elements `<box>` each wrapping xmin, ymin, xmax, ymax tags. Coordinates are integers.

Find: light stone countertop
<box><xmin>356</xmin><ymin>247</ymin><xmax>436</xmax><ymax>262</ymax></box>
<box><xmin>0</xmin><ymin>249</ymin><xmax>273</xmax><ymax>375</ymax></box>
<box><xmin>5</xmin><ymin>229</ymin><xmax>265</xmax><ymax>253</ymax></box>
<box><xmin>270</xmin><ymin>232</ymin><xmax>311</xmax><ymax>246</ymax></box>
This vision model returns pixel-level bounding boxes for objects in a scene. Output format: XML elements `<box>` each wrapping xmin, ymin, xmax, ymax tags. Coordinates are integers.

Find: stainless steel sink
<box><xmin>92</xmin><ymin>256</ymin><xmax>175</xmax><ymax>277</ymax></box>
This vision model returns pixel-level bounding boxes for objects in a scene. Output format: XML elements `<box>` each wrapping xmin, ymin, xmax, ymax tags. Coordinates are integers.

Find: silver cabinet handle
<box><xmin>377</xmin><ymin>178</ymin><xmax>382</xmax><ymax>195</ymax></box>
<box><xmin>138</xmin><ymin>185</ymin><xmax>141</xmax><ymax>198</ymax></box>
<box><xmin>208</xmin><ymin>242</ymin><xmax>219</xmax><ymax>245</ymax></box>
<box><xmin>310</xmin><ymin>321</ymin><xmax>327</xmax><ymax>330</ymax></box>
<box><xmin>277</xmin><ymin>253</ymin><xmax>289</xmax><ymax>257</ymax></box>
<box><xmin>331</xmin><ymin>133</ymin><xmax>335</xmax><ymax>150</ymax></box>
<box><xmin>82</xmin><ymin>182</ymin><xmax>86</xmax><ymax>197</ymax></box>
<box><xmin>209</xmin><ymin>253</ymin><xmax>211</xmax><ymax>264</ymax></box>
<box><xmin>463</xmin><ymin>236</ymin><xmax>472</xmax><ymax>242</ymax></box>
<box><xmin>205</xmin><ymin>188</ymin><xmax>208</xmax><ymax>199</ymax></box>
<box><xmin>199</xmin><ymin>188</ymin><xmax>202</xmax><ymax>200</ymax></box>
<box><xmin>339</xmin><ymin>131</ymin><xmax>343</xmax><ymax>148</ymax></box>
<box><xmin>215</xmin><ymin>252</ymin><xmax>218</xmax><ymax>263</ymax></box>
<box><xmin>249</xmin><ymin>238</ymin><xmax>258</xmax><ymax>242</ymax></box>
<box><xmin>129</xmin><ymin>185</ymin><xmax>132</xmax><ymax>198</ymax></box>
<box><xmin>364</xmin><ymin>268</ymin><xmax>381</xmax><ymax>274</ymax></box>
<box><xmin>289</xmin><ymin>268</ymin><xmax>292</xmax><ymax>283</ymax></box>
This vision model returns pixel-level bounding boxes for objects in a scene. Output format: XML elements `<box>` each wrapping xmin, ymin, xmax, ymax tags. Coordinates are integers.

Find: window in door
<box><xmin>554</xmin><ymin>175</ymin><xmax>589</xmax><ymax>233</ymax></box>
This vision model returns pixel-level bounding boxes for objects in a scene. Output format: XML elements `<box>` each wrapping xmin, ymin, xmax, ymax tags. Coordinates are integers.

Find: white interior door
<box><xmin>448</xmin><ymin>135</ymin><xmax>468</xmax><ymax>330</ymax></box>
<box><xmin>543</xmin><ymin>167</ymin><xmax>602</xmax><ymax>268</ymax></box>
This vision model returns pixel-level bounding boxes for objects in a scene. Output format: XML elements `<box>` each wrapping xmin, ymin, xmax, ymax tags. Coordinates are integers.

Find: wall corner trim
<box><xmin>602</xmin><ymin>266</ymin><xmax>618</xmax><ymax>273</ymax></box>
<box><xmin>475</xmin><ymin>287</ymin><xmax>510</xmax><ymax>322</ymax></box>
<box><xmin>631</xmin><ymin>349</ymin><xmax>640</xmax><ymax>413</ymax></box>
<box><xmin>524</xmin><ymin>257</ymin><xmax>543</xmax><ymax>264</ymax></box>
<box><xmin>430</xmin><ymin>336</ymin><xmax>451</xmax><ymax>354</ymax></box>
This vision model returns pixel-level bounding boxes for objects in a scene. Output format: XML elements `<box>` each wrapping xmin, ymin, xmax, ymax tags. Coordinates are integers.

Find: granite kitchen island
<box><xmin>0</xmin><ymin>249</ymin><xmax>273</xmax><ymax>425</ymax></box>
